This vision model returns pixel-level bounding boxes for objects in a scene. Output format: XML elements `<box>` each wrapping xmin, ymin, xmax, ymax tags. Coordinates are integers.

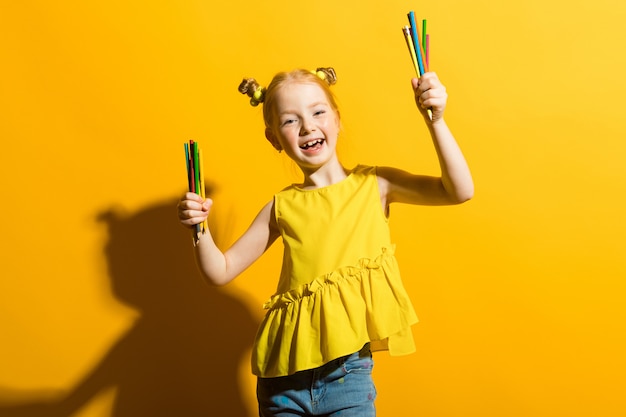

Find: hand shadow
<box><xmin>0</xmin><ymin>190</ymin><xmax>259</xmax><ymax>416</ymax></box>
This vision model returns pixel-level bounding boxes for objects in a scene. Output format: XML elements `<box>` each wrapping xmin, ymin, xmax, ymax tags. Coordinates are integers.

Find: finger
<box><xmin>421</xmin><ymin>99</ymin><xmax>445</xmax><ymax>112</ymax></box>
<box><xmin>180</xmin><ymin>216</ymin><xmax>208</xmax><ymax>228</ymax></box>
<box><xmin>419</xmin><ymin>80</ymin><xmax>446</xmax><ymax>98</ymax></box>
<box><xmin>183</xmin><ymin>192</ymin><xmax>204</xmax><ymax>202</ymax></box>
<box><xmin>421</xmin><ymin>71</ymin><xmax>439</xmax><ymax>84</ymax></box>
<box><xmin>178</xmin><ymin>192</ymin><xmax>212</xmax><ymax>211</ymax></box>
<box><xmin>419</xmin><ymin>88</ymin><xmax>446</xmax><ymax>103</ymax></box>
<box><xmin>418</xmin><ymin>72</ymin><xmax>442</xmax><ymax>93</ymax></box>
<box><xmin>177</xmin><ymin>199</ymin><xmax>203</xmax><ymax>213</ymax></box>
<box><xmin>420</xmin><ymin>93</ymin><xmax>447</xmax><ymax>109</ymax></box>
<box><xmin>178</xmin><ymin>209</ymin><xmax>209</xmax><ymax>225</ymax></box>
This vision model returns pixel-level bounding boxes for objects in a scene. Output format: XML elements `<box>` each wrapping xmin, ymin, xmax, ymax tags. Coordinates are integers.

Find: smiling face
<box><xmin>265</xmin><ymin>81</ymin><xmax>341</xmax><ymax>170</ymax></box>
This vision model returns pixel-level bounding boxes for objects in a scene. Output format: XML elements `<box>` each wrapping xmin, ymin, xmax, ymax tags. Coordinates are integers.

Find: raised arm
<box><xmin>177</xmin><ymin>193</ymin><xmax>280</xmax><ymax>286</ymax></box>
<box><xmin>378</xmin><ymin>72</ymin><xmax>474</xmax><ymax>208</ymax></box>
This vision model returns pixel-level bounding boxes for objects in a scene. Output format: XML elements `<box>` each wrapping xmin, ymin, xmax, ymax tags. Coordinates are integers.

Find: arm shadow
<box><xmin>0</xmin><ymin>188</ymin><xmax>259</xmax><ymax>417</ymax></box>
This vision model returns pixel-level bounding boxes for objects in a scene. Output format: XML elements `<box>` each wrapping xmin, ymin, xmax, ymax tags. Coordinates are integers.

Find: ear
<box><xmin>265</xmin><ymin>127</ymin><xmax>283</xmax><ymax>152</ymax></box>
<box><xmin>334</xmin><ymin>109</ymin><xmax>342</xmax><ymax>131</ymax></box>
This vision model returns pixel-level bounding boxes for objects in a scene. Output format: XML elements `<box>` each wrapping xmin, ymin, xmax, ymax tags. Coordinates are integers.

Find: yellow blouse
<box><xmin>252</xmin><ymin>165</ymin><xmax>418</xmax><ymax>377</ymax></box>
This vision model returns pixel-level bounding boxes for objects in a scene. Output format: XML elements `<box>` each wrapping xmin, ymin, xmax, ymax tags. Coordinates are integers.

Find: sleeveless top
<box><xmin>252</xmin><ymin>165</ymin><xmax>418</xmax><ymax>377</ymax></box>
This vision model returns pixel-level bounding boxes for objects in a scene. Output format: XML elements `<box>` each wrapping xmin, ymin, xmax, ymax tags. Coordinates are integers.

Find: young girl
<box><xmin>177</xmin><ymin>67</ymin><xmax>473</xmax><ymax>416</ymax></box>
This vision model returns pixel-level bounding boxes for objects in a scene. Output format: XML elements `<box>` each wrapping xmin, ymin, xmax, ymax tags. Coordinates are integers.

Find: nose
<box><xmin>300</xmin><ymin>117</ymin><xmax>316</xmax><ymax>135</ymax></box>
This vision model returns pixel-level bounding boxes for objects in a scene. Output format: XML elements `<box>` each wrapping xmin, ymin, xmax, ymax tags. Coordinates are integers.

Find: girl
<box><xmin>177</xmin><ymin>67</ymin><xmax>473</xmax><ymax>416</ymax></box>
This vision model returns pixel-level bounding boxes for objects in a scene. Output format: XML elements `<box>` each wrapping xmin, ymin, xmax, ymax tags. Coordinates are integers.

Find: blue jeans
<box><xmin>257</xmin><ymin>344</ymin><xmax>376</xmax><ymax>417</ymax></box>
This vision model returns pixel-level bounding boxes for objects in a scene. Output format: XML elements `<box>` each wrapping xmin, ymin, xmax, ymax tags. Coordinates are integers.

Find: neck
<box><xmin>298</xmin><ymin>157</ymin><xmax>348</xmax><ymax>189</ymax></box>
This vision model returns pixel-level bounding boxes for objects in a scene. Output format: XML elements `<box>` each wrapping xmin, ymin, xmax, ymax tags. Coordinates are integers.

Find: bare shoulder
<box><xmin>252</xmin><ymin>199</ymin><xmax>280</xmax><ymax>241</ymax></box>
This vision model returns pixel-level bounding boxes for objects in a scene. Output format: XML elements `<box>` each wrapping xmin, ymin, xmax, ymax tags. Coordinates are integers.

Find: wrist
<box><xmin>430</xmin><ymin>115</ymin><xmax>446</xmax><ymax>127</ymax></box>
<box><xmin>426</xmin><ymin>116</ymin><xmax>449</xmax><ymax>136</ymax></box>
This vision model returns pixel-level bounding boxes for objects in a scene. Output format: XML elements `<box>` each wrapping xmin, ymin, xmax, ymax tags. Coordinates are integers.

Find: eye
<box><xmin>281</xmin><ymin>118</ymin><xmax>297</xmax><ymax>127</ymax></box>
<box><xmin>314</xmin><ymin>109</ymin><xmax>326</xmax><ymax>116</ymax></box>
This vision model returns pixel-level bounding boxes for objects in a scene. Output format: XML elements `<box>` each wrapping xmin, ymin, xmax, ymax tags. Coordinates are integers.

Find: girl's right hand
<box><xmin>177</xmin><ymin>192</ymin><xmax>212</xmax><ymax>228</ymax></box>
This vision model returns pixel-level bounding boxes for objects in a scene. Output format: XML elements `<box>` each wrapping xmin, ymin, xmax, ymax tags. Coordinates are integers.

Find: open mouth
<box><xmin>300</xmin><ymin>139</ymin><xmax>325</xmax><ymax>150</ymax></box>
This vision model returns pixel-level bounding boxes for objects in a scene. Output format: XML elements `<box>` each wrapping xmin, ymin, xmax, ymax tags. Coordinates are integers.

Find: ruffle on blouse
<box><xmin>252</xmin><ymin>246</ymin><xmax>418</xmax><ymax>378</ymax></box>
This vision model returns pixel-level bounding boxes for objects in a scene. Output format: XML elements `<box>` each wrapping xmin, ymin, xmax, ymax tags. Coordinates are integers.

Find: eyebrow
<box><xmin>278</xmin><ymin>102</ymin><xmax>330</xmax><ymax>115</ymax></box>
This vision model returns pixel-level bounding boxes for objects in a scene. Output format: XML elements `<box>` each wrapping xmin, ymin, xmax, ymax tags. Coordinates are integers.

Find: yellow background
<box><xmin>1</xmin><ymin>0</ymin><xmax>625</xmax><ymax>416</ymax></box>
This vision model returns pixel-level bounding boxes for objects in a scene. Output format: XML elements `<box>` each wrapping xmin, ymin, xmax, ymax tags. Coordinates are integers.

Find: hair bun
<box><xmin>315</xmin><ymin>67</ymin><xmax>337</xmax><ymax>85</ymax></box>
<box><xmin>238</xmin><ymin>78</ymin><xmax>265</xmax><ymax>106</ymax></box>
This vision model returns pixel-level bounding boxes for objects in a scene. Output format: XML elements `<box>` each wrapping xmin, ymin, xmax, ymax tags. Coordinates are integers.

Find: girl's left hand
<box><xmin>412</xmin><ymin>72</ymin><xmax>447</xmax><ymax>123</ymax></box>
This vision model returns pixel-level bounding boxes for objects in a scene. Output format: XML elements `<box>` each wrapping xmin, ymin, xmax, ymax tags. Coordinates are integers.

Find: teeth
<box><xmin>300</xmin><ymin>139</ymin><xmax>323</xmax><ymax>149</ymax></box>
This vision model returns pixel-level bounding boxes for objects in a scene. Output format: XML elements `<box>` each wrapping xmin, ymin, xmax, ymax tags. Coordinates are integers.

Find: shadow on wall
<box><xmin>0</xmin><ymin>193</ymin><xmax>259</xmax><ymax>417</ymax></box>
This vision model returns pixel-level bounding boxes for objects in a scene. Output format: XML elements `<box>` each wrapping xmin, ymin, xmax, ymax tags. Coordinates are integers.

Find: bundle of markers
<box><xmin>184</xmin><ymin>140</ymin><xmax>208</xmax><ymax>236</ymax></box>
<box><xmin>402</xmin><ymin>11</ymin><xmax>429</xmax><ymax>77</ymax></box>
<box><xmin>402</xmin><ymin>11</ymin><xmax>432</xmax><ymax>119</ymax></box>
